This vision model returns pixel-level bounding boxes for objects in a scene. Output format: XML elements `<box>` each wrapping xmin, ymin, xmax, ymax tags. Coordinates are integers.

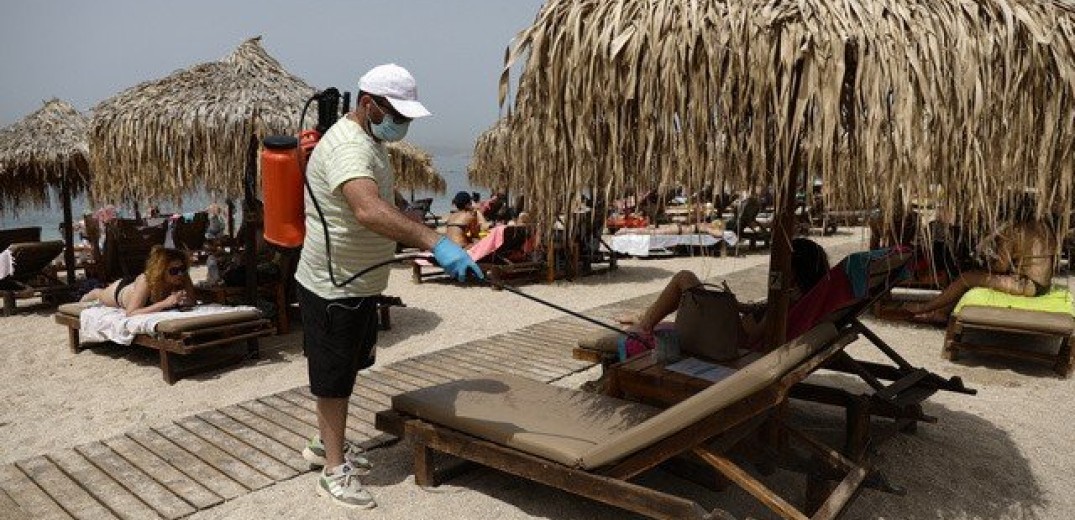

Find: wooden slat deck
<box><xmin>0</xmin><ymin>309</ymin><xmax>610</xmax><ymax>518</ymax></box>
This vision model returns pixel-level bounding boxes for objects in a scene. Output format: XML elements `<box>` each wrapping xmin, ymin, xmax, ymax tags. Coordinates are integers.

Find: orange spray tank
<box><xmin>260</xmin><ymin>135</ymin><xmax>305</xmax><ymax>248</ymax></box>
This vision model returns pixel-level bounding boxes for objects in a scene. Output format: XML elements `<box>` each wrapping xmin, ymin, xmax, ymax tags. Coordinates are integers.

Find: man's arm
<box><xmin>341</xmin><ymin>178</ymin><xmax>441</xmax><ymax>250</ymax></box>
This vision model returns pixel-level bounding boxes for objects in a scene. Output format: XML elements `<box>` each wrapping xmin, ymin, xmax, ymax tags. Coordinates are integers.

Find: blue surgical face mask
<box><xmin>368</xmin><ymin>102</ymin><xmax>410</xmax><ymax>142</ymax></box>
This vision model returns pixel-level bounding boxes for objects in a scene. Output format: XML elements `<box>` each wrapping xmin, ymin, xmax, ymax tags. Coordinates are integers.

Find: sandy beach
<box><xmin>2</xmin><ymin>228</ymin><xmax>1073</xmax><ymax>519</ymax></box>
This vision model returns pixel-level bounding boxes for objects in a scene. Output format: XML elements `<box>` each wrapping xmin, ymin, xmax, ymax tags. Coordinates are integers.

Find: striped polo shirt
<box><xmin>295</xmin><ymin>116</ymin><xmax>396</xmax><ymax>299</ymax></box>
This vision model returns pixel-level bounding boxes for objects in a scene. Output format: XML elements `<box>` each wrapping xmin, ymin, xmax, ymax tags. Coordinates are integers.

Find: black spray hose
<box><xmin>476</xmin><ymin>277</ymin><xmax>653</xmax><ymax>347</ymax></box>
<box><xmin>327</xmin><ymin>252</ymin><xmax>653</xmax><ymax>348</ymax></box>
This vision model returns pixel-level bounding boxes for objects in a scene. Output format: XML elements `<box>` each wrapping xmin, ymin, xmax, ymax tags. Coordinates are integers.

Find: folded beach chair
<box><xmin>727</xmin><ymin>197</ymin><xmax>770</xmax><ymax>252</ymax></box>
<box><xmin>943</xmin><ymin>287</ymin><xmax>1074</xmax><ymax>377</ymax></box>
<box><xmin>411</xmin><ymin>225</ymin><xmax>545</xmax><ymax>284</ymax></box>
<box><xmin>0</xmin><ymin>240</ymin><xmax>68</xmax><ymax>316</ymax></box>
<box><xmin>54</xmin><ymin>302</ymin><xmax>275</xmax><ymax>384</ymax></box>
<box><xmin>377</xmin><ymin>323</ymin><xmax>869</xmax><ymax>519</ymax></box>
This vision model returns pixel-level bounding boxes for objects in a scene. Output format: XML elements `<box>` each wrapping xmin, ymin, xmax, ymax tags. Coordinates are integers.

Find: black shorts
<box><xmin>298</xmin><ymin>283</ymin><xmax>379</xmax><ymax>398</ymax></box>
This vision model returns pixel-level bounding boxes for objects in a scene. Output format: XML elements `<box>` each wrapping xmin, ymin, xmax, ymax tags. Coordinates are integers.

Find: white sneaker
<box><xmin>317</xmin><ymin>462</ymin><xmax>376</xmax><ymax>509</ymax></box>
<box><xmin>303</xmin><ymin>436</ymin><xmax>373</xmax><ymax>475</ymax></box>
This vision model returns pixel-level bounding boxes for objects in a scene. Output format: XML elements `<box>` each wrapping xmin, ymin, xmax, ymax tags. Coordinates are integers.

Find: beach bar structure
<box><xmin>497</xmin><ymin>0</ymin><xmax>1075</xmax><ymax>346</ymax></box>
<box><xmin>0</xmin><ymin>98</ymin><xmax>91</xmax><ymax>286</ymax></box>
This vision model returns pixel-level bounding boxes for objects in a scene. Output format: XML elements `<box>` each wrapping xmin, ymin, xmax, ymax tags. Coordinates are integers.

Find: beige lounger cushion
<box><xmin>395</xmin><ymin>322</ymin><xmax>838</xmax><ymax>470</ymax></box>
<box><xmin>58</xmin><ymin>301</ymin><xmax>263</xmax><ymax>333</ymax></box>
<box><xmin>392</xmin><ymin>374</ymin><xmax>660</xmax><ymax>467</ymax></box>
<box><xmin>956</xmin><ymin>306</ymin><xmax>1074</xmax><ymax>336</ymax></box>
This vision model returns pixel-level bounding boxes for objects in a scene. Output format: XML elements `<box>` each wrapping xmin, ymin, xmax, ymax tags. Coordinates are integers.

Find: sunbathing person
<box><xmin>619</xmin><ymin>237</ymin><xmax>830</xmax><ymax>347</ymax></box>
<box><xmin>80</xmin><ymin>246</ymin><xmax>196</xmax><ymax>316</ymax></box>
<box><xmin>444</xmin><ymin>191</ymin><xmax>488</xmax><ymax>248</ymax></box>
<box><xmin>905</xmin><ymin>218</ymin><xmax>1057</xmax><ymax>323</ymax></box>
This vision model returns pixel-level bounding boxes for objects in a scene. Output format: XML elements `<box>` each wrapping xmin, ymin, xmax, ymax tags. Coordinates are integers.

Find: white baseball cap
<box><xmin>358</xmin><ymin>63</ymin><xmax>432</xmax><ymax>119</ymax></box>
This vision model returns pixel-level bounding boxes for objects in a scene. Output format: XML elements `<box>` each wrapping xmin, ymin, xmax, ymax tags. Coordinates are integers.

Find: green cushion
<box><xmin>954</xmin><ymin>286</ymin><xmax>1074</xmax><ymax>317</ymax></box>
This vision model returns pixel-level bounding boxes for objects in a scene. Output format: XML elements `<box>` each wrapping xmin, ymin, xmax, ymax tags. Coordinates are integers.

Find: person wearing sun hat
<box><xmin>294</xmin><ymin>63</ymin><xmax>482</xmax><ymax>509</ymax></box>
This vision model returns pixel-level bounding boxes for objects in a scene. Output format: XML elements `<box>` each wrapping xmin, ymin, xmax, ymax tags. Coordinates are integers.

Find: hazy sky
<box><xmin>0</xmin><ymin>0</ymin><xmax>545</xmax><ymax>154</ymax></box>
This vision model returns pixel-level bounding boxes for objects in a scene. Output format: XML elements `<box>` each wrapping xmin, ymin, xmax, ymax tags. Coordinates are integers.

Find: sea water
<box><xmin>0</xmin><ymin>152</ymin><xmax>481</xmax><ymax>239</ymax></box>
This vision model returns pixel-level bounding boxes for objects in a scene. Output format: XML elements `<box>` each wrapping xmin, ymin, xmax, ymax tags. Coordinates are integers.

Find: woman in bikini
<box><xmin>444</xmin><ymin>191</ymin><xmax>488</xmax><ymax>248</ymax></box>
<box><xmin>905</xmin><ymin>200</ymin><xmax>1057</xmax><ymax>323</ymax></box>
<box><xmin>81</xmin><ymin>246</ymin><xmax>196</xmax><ymax>316</ymax></box>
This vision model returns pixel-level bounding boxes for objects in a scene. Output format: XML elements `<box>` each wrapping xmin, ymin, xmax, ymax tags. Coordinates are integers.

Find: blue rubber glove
<box><xmin>431</xmin><ymin>236</ymin><xmax>484</xmax><ymax>282</ymax></box>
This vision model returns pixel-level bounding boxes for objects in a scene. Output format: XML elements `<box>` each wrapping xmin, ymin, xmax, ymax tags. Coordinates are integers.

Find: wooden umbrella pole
<box><xmin>61</xmin><ymin>172</ymin><xmax>76</xmax><ymax>286</ymax></box>
<box><xmin>765</xmin><ymin>57</ymin><xmax>806</xmax><ymax>350</ymax></box>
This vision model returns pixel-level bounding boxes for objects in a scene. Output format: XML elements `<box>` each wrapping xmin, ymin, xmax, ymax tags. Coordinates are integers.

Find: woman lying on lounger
<box><xmin>619</xmin><ymin>237</ymin><xmax>830</xmax><ymax>346</ymax></box>
<box><xmin>444</xmin><ymin>191</ymin><xmax>489</xmax><ymax>248</ymax></box>
<box><xmin>904</xmin><ymin>215</ymin><xmax>1057</xmax><ymax>324</ymax></box>
<box><xmin>80</xmin><ymin>246</ymin><xmax>196</xmax><ymax>316</ymax></box>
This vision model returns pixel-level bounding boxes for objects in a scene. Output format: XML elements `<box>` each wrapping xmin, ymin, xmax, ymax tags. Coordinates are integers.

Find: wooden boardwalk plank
<box><xmin>212</xmin><ymin>407</ymin><xmax>308</xmax><ymax>461</ymax></box>
<box><xmin>453</xmin><ymin>344</ymin><xmax>560</xmax><ymax>380</ymax></box>
<box><xmin>125</xmin><ymin>429</ymin><xmax>245</xmax><ymax>502</ymax></box>
<box><xmin>352</xmin><ymin>373</ymin><xmax>406</xmax><ymax>401</ymax></box>
<box><xmin>273</xmin><ymin>390</ymin><xmax>379</xmax><ymax>440</ymax></box>
<box><xmin>15</xmin><ymin>456</ymin><xmax>118</xmax><ymax>520</ymax></box>
<box><xmin>365</xmin><ymin>369</ymin><xmax>421</xmax><ymax>391</ymax></box>
<box><xmin>0</xmin><ymin>463</ymin><xmax>75</xmax><ymax>519</ymax></box>
<box><xmin>75</xmin><ymin>441</ymin><xmax>194</xmax><ymax>520</ymax></box>
<box><xmin>420</xmin><ymin>351</ymin><xmax>494</xmax><ymax>375</ymax></box>
<box><xmin>407</xmin><ymin>356</ymin><xmax>481</xmax><ymax>378</ymax></box>
<box><xmin>237</xmin><ymin>400</ymin><xmax>319</xmax><ymax>441</ymax></box>
<box><xmin>372</xmin><ymin>366</ymin><xmax>435</xmax><ymax>390</ymax></box>
<box><xmin>473</xmin><ymin>337</ymin><xmax>579</xmax><ymax>373</ymax></box>
<box><xmin>433</xmin><ymin>348</ymin><xmax>528</xmax><ymax>378</ymax></box>
<box><xmin>259</xmin><ymin>395</ymin><xmax>371</xmax><ymax>444</ymax></box>
<box><xmin>101</xmin><ymin>436</ymin><xmax>220</xmax><ymax>511</ymax></box>
<box><xmin>384</xmin><ymin>363</ymin><xmax>451</xmax><ymax>388</ymax></box>
<box><xmin>346</xmin><ymin>381</ymin><xmax>396</xmax><ymax>409</ymax></box>
<box><xmin>49</xmin><ymin>448</ymin><xmax>160</xmax><ymax>520</ymax></box>
<box><xmin>153</xmin><ymin>424</ymin><xmax>273</xmax><ymax>493</ymax></box>
<box><xmin>358</xmin><ymin>371</ymin><xmax>412</xmax><ymax>396</ymax></box>
<box><xmin>394</xmin><ymin>358</ymin><xmax>473</xmax><ymax>381</ymax></box>
<box><xmin>0</xmin><ymin>488</ymin><xmax>32</xmax><ymax>520</ymax></box>
<box><xmin>291</xmin><ymin>385</ymin><xmax>389</xmax><ymax>419</ymax></box>
<box><xmin>176</xmin><ymin>417</ymin><xmax>298</xmax><ymax>482</ymax></box>
<box><xmin>196</xmin><ymin>410</ymin><xmax>308</xmax><ymax>473</ymax></box>
<box><xmin>494</xmin><ymin>331</ymin><xmax>579</xmax><ymax>358</ymax></box>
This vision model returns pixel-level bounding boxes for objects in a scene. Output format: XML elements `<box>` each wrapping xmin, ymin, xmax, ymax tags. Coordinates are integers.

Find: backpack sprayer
<box><xmin>259</xmin><ymin>88</ymin><xmax>648</xmax><ymax>344</ymax></box>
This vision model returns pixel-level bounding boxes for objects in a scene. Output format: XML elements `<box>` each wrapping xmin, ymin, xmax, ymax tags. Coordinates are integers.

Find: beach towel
<box><xmin>78</xmin><ymin>303</ymin><xmax>256</xmax><ymax>345</ymax></box>
<box><xmin>954</xmin><ymin>286</ymin><xmax>1075</xmax><ymax>316</ymax></box>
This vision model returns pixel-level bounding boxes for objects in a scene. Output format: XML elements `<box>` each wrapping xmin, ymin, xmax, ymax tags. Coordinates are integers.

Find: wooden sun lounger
<box><xmin>944</xmin><ymin>305</ymin><xmax>1074</xmax><ymax>377</ymax></box>
<box><xmin>54</xmin><ymin>302</ymin><xmax>275</xmax><ymax>384</ymax></box>
<box><xmin>573</xmin><ymin>248</ymin><xmax>976</xmax><ymax>459</ymax></box>
<box><xmin>377</xmin><ymin>324</ymin><xmax>872</xmax><ymax>519</ymax></box>
<box><xmin>0</xmin><ymin>240</ymin><xmax>70</xmax><ymax>316</ymax></box>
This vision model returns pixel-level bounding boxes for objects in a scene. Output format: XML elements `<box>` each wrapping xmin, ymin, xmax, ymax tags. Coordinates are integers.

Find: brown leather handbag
<box><xmin>675</xmin><ymin>282</ymin><xmax>745</xmax><ymax>361</ymax></box>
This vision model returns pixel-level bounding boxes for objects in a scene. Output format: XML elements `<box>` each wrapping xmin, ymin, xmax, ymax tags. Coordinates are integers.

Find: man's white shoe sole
<box><xmin>316</xmin><ymin>481</ymin><xmax>377</xmax><ymax>510</ymax></box>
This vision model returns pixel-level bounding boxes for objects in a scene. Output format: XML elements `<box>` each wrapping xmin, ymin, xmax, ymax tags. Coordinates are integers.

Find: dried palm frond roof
<box><xmin>0</xmin><ymin>98</ymin><xmax>90</xmax><ymax>213</ymax></box>
<box><xmin>468</xmin><ymin>118</ymin><xmax>512</xmax><ymax>190</ymax></box>
<box><xmin>389</xmin><ymin>141</ymin><xmax>446</xmax><ymax>194</ymax></box>
<box><xmin>500</xmin><ymin>0</ymin><xmax>1075</xmax><ymax>238</ymax></box>
<box><xmin>89</xmin><ymin>36</ymin><xmax>315</xmax><ymax>205</ymax></box>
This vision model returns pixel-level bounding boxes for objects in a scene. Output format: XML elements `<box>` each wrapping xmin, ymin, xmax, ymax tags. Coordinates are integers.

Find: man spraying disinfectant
<box><xmin>292</xmin><ymin>64</ymin><xmax>481</xmax><ymax>509</ymax></box>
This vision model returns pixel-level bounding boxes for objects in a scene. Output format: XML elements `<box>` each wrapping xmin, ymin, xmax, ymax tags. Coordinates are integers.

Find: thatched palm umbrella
<box><xmin>467</xmin><ymin>118</ymin><xmax>512</xmax><ymax>190</ymax></box>
<box><xmin>0</xmin><ymin>98</ymin><xmax>91</xmax><ymax>284</ymax></box>
<box><xmin>389</xmin><ymin>141</ymin><xmax>446</xmax><ymax>196</ymax></box>
<box><xmin>501</xmin><ymin>0</ymin><xmax>1075</xmax><ymax>345</ymax></box>
<box><xmin>91</xmin><ymin>36</ymin><xmax>316</xmax><ymax>309</ymax></box>
<box><xmin>89</xmin><ymin>36</ymin><xmax>316</xmax><ymax>205</ymax></box>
